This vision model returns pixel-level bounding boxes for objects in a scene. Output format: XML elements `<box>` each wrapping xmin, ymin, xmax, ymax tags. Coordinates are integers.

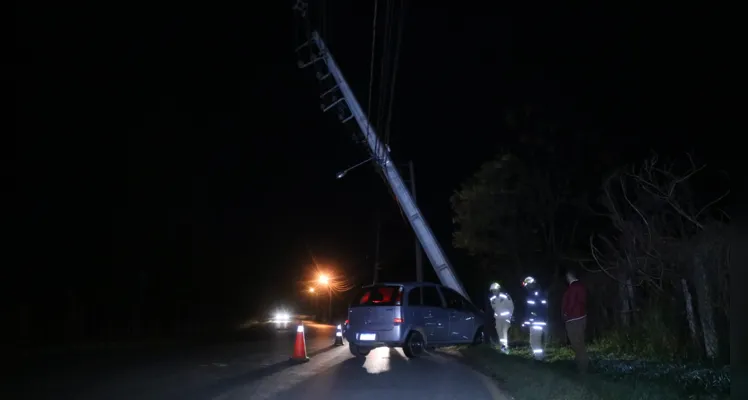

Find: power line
<box><xmin>321</xmin><ymin>0</ymin><xmax>329</xmax><ymax>44</ymax></box>
<box><xmin>383</xmin><ymin>0</ymin><xmax>406</xmax><ymax>146</ymax></box>
<box><xmin>376</xmin><ymin>0</ymin><xmax>395</xmax><ymax>144</ymax></box>
<box><xmin>370</xmin><ymin>0</ymin><xmax>407</xmax><ymax>209</ymax></box>
<box><xmin>365</xmin><ymin>0</ymin><xmax>381</xmax><ymax>164</ymax></box>
<box><xmin>370</xmin><ymin>0</ymin><xmax>406</xmax><ymax>216</ymax></box>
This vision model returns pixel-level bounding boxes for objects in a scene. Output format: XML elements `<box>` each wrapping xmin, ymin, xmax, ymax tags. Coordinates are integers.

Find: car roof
<box><xmin>357</xmin><ymin>282</ymin><xmax>481</xmax><ymax>307</ymax></box>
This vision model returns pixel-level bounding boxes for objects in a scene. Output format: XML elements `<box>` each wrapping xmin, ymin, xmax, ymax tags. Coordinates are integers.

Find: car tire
<box><xmin>402</xmin><ymin>331</ymin><xmax>425</xmax><ymax>358</ymax></box>
<box><xmin>349</xmin><ymin>343</ymin><xmax>370</xmax><ymax>357</ymax></box>
<box><xmin>471</xmin><ymin>327</ymin><xmax>485</xmax><ymax>346</ymax></box>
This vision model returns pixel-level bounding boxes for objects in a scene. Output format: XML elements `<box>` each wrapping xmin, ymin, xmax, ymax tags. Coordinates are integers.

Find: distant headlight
<box><xmin>274</xmin><ymin>312</ymin><xmax>290</xmax><ymax>322</ymax></box>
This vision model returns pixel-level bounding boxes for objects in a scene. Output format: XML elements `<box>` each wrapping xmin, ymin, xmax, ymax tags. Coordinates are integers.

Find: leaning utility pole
<box><xmin>293</xmin><ymin>3</ymin><xmax>470</xmax><ymax>301</ymax></box>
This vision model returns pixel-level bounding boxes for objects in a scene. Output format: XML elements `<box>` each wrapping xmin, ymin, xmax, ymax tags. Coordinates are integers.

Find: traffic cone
<box><xmin>291</xmin><ymin>321</ymin><xmax>310</xmax><ymax>362</ymax></box>
<box><xmin>333</xmin><ymin>324</ymin><xmax>344</xmax><ymax>346</ymax></box>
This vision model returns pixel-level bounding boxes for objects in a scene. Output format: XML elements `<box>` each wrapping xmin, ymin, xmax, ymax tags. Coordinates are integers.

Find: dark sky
<box><xmin>13</xmin><ymin>2</ymin><xmax>730</xmax><ymax>331</ymax></box>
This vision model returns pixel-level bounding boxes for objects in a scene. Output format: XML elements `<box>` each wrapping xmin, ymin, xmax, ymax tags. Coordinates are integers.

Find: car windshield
<box><xmin>351</xmin><ymin>285</ymin><xmax>402</xmax><ymax>307</ymax></box>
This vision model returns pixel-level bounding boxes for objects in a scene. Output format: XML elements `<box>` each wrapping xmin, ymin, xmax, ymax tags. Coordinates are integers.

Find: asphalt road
<box><xmin>8</xmin><ymin>322</ymin><xmax>507</xmax><ymax>400</ymax></box>
<box><xmin>219</xmin><ymin>346</ymin><xmax>508</xmax><ymax>400</ymax></box>
<box><xmin>8</xmin><ymin>322</ymin><xmax>337</xmax><ymax>400</ymax></box>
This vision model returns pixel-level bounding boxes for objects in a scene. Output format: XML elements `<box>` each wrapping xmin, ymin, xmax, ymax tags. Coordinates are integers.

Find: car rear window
<box><xmin>352</xmin><ymin>285</ymin><xmax>403</xmax><ymax>307</ymax></box>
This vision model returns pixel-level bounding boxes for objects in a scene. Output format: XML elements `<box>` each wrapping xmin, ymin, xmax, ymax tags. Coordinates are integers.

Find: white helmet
<box><xmin>489</xmin><ymin>282</ymin><xmax>500</xmax><ymax>291</ymax></box>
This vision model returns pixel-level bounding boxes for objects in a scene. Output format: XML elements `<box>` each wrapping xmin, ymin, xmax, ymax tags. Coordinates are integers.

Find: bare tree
<box><xmin>586</xmin><ymin>153</ymin><xmax>729</xmax><ymax>358</ymax></box>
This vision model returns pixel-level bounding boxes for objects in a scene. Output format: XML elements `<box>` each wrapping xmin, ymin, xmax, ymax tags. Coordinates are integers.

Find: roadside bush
<box><xmin>592</xmin><ymin>306</ymin><xmax>688</xmax><ymax>362</ymax></box>
<box><xmin>508</xmin><ymin>324</ymin><xmax>524</xmax><ymax>343</ymax></box>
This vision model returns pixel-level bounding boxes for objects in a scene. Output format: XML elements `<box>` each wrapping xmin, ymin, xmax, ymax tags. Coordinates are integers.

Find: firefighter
<box><xmin>522</xmin><ymin>276</ymin><xmax>548</xmax><ymax>360</ymax></box>
<box><xmin>489</xmin><ymin>282</ymin><xmax>514</xmax><ymax>354</ymax></box>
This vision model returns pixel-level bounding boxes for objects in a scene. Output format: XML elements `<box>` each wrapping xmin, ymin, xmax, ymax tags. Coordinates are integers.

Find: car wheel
<box><xmin>349</xmin><ymin>343</ymin><xmax>370</xmax><ymax>357</ymax></box>
<box><xmin>471</xmin><ymin>327</ymin><xmax>485</xmax><ymax>346</ymax></box>
<box><xmin>402</xmin><ymin>331</ymin><xmax>425</xmax><ymax>358</ymax></box>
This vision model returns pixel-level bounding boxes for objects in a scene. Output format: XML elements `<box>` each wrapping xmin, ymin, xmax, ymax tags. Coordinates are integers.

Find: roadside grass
<box><xmin>439</xmin><ymin>343</ymin><xmax>729</xmax><ymax>400</ymax></box>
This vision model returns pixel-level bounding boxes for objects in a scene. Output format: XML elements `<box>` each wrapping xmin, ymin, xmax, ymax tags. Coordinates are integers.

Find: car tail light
<box><xmin>394</xmin><ymin>317</ymin><xmax>403</xmax><ymax>324</ymax></box>
<box><xmin>344</xmin><ymin>319</ymin><xmax>349</xmax><ymax>326</ymax></box>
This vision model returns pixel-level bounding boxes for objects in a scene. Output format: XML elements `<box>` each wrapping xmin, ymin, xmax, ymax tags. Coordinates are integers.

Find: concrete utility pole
<box><xmin>327</xmin><ymin>285</ymin><xmax>332</xmax><ymax>322</ymax></box>
<box><xmin>293</xmin><ymin>9</ymin><xmax>470</xmax><ymax>300</ymax></box>
<box><xmin>373</xmin><ymin>212</ymin><xmax>381</xmax><ymax>284</ymax></box>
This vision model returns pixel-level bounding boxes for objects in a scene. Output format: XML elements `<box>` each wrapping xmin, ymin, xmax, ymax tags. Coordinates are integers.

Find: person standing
<box><xmin>522</xmin><ymin>276</ymin><xmax>548</xmax><ymax>360</ymax></box>
<box><xmin>562</xmin><ymin>269</ymin><xmax>589</xmax><ymax>373</ymax></box>
<box><xmin>489</xmin><ymin>282</ymin><xmax>514</xmax><ymax>353</ymax></box>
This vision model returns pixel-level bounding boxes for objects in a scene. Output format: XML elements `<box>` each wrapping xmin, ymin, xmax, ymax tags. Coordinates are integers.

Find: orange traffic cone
<box><xmin>291</xmin><ymin>321</ymin><xmax>310</xmax><ymax>363</ymax></box>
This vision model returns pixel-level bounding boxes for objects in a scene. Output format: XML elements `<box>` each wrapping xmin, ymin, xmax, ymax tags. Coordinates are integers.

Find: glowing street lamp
<box><xmin>308</xmin><ymin>287</ymin><xmax>315</xmax><ymax>293</ymax></box>
<box><xmin>318</xmin><ymin>274</ymin><xmax>329</xmax><ymax>285</ymax></box>
<box><xmin>335</xmin><ymin>157</ymin><xmax>373</xmax><ymax>179</ymax></box>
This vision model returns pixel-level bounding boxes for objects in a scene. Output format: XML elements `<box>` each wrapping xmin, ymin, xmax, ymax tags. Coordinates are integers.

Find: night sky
<box><xmin>13</xmin><ymin>2</ymin><xmax>732</xmax><ymax>339</ymax></box>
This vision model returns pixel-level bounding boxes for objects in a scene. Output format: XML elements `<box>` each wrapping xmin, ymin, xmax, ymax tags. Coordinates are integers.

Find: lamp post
<box><xmin>318</xmin><ymin>274</ymin><xmax>332</xmax><ymax>322</ymax></box>
<box><xmin>308</xmin><ymin>287</ymin><xmax>318</xmax><ymax>319</ymax></box>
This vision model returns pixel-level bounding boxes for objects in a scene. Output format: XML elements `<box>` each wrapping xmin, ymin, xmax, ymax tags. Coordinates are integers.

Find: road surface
<box><xmin>8</xmin><ymin>322</ymin><xmax>507</xmax><ymax>400</ymax></box>
<box><xmin>8</xmin><ymin>322</ymin><xmax>336</xmax><ymax>400</ymax></box>
<box><xmin>219</xmin><ymin>346</ymin><xmax>507</xmax><ymax>400</ymax></box>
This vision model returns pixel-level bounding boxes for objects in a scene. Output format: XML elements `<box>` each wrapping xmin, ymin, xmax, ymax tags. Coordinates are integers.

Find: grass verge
<box><xmin>439</xmin><ymin>344</ymin><xmax>729</xmax><ymax>400</ymax></box>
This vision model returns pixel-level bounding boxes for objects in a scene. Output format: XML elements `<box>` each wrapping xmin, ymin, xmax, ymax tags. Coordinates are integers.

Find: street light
<box><xmin>308</xmin><ymin>287</ymin><xmax>315</xmax><ymax>293</ymax></box>
<box><xmin>335</xmin><ymin>157</ymin><xmax>374</xmax><ymax>179</ymax></box>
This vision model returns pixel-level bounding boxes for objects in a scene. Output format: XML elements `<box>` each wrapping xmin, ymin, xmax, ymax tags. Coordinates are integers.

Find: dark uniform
<box><xmin>522</xmin><ymin>277</ymin><xmax>548</xmax><ymax>359</ymax></box>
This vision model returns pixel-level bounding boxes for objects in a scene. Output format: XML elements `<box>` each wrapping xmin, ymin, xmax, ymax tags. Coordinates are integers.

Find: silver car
<box><xmin>344</xmin><ymin>282</ymin><xmax>486</xmax><ymax>358</ymax></box>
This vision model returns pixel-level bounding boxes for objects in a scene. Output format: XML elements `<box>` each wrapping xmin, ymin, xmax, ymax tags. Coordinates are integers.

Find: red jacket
<box><xmin>561</xmin><ymin>280</ymin><xmax>587</xmax><ymax>322</ymax></box>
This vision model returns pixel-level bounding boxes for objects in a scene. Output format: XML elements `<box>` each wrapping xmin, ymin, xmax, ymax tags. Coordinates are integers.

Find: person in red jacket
<box><xmin>561</xmin><ymin>269</ymin><xmax>589</xmax><ymax>373</ymax></box>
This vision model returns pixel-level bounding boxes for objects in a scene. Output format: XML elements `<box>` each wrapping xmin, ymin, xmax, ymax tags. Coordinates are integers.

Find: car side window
<box><xmin>407</xmin><ymin>287</ymin><xmax>423</xmax><ymax>306</ymax></box>
<box><xmin>441</xmin><ymin>287</ymin><xmax>465</xmax><ymax>310</ymax></box>
<box><xmin>421</xmin><ymin>286</ymin><xmax>443</xmax><ymax>307</ymax></box>
<box><xmin>464</xmin><ymin>300</ymin><xmax>480</xmax><ymax>314</ymax></box>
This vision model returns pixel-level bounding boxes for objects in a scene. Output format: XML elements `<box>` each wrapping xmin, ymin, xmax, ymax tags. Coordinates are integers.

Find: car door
<box><xmin>421</xmin><ymin>285</ymin><xmax>449</xmax><ymax>342</ymax></box>
<box><xmin>440</xmin><ymin>287</ymin><xmax>475</xmax><ymax>343</ymax></box>
<box><xmin>406</xmin><ymin>287</ymin><xmax>430</xmax><ymax>335</ymax></box>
